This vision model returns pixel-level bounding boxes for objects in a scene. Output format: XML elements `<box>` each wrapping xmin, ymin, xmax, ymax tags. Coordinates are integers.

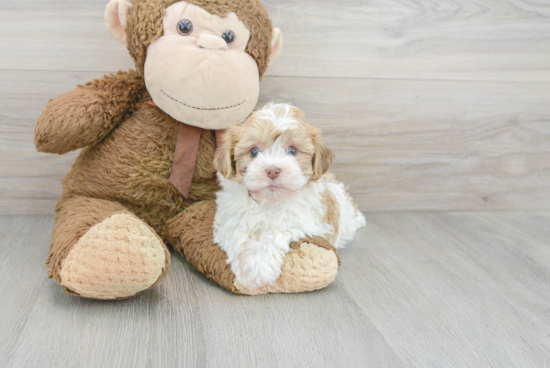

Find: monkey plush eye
<box><xmin>221</xmin><ymin>30</ymin><xmax>235</xmax><ymax>45</ymax></box>
<box><xmin>177</xmin><ymin>19</ymin><xmax>193</xmax><ymax>36</ymax></box>
<box><xmin>250</xmin><ymin>147</ymin><xmax>260</xmax><ymax>158</ymax></box>
<box><xmin>287</xmin><ymin>146</ymin><xmax>298</xmax><ymax>156</ymax></box>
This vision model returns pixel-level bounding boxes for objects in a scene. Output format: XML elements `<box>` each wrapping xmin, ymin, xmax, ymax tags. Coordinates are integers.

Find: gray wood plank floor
<box><xmin>1</xmin><ymin>213</ymin><xmax>549</xmax><ymax>367</ymax></box>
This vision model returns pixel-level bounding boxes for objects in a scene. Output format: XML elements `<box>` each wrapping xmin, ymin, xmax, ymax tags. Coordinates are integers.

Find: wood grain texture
<box><xmin>258</xmin><ymin>77</ymin><xmax>550</xmax><ymax>211</ymax></box>
<box><xmin>1</xmin><ymin>70</ymin><xmax>549</xmax><ymax>213</ymax></box>
<box><xmin>342</xmin><ymin>211</ymin><xmax>550</xmax><ymax>367</ymax></box>
<box><xmin>266</xmin><ymin>0</ymin><xmax>550</xmax><ymax>82</ymax></box>
<box><xmin>1</xmin><ymin>213</ymin><xmax>550</xmax><ymax>367</ymax></box>
<box><xmin>1</xmin><ymin>0</ymin><xmax>549</xmax><ymax>212</ymax></box>
<box><xmin>0</xmin><ymin>0</ymin><xmax>549</xmax><ymax>82</ymax></box>
<box><xmin>0</xmin><ymin>70</ymin><xmax>89</xmax><ymax>214</ymax></box>
<box><xmin>0</xmin><ymin>216</ymin><xmax>51</xmax><ymax>365</ymax></box>
<box><xmin>0</xmin><ymin>215</ymin><xmax>402</xmax><ymax>368</ymax></box>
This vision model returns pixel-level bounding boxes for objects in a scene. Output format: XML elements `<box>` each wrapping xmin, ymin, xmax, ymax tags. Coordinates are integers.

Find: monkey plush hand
<box><xmin>34</xmin><ymin>0</ymin><xmax>340</xmax><ymax>299</ymax></box>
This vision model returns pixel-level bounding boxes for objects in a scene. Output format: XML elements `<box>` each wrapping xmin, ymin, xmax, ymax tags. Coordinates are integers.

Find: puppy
<box><xmin>213</xmin><ymin>103</ymin><xmax>366</xmax><ymax>291</ymax></box>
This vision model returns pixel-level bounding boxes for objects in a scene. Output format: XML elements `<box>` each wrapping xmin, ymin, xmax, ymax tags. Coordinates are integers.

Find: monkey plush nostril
<box><xmin>197</xmin><ymin>33</ymin><xmax>228</xmax><ymax>50</ymax></box>
<box><xmin>266</xmin><ymin>167</ymin><xmax>281</xmax><ymax>180</ymax></box>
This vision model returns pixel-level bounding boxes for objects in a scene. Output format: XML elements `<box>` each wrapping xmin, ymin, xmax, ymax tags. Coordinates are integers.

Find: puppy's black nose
<box><xmin>266</xmin><ymin>167</ymin><xmax>281</xmax><ymax>180</ymax></box>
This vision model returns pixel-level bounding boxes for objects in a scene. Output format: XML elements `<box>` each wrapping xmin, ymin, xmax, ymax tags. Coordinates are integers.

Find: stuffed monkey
<box><xmin>34</xmin><ymin>0</ymin><xmax>340</xmax><ymax>299</ymax></box>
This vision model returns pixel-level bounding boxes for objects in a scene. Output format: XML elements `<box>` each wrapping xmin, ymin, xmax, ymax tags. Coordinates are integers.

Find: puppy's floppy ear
<box><xmin>214</xmin><ymin>127</ymin><xmax>239</xmax><ymax>179</ymax></box>
<box><xmin>312</xmin><ymin>133</ymin><xmax>334</xmax><ymax>180</ymax></box>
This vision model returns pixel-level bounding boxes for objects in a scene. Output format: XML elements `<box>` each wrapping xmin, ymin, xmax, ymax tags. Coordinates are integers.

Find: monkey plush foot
<box><xmin>59</xmin><ymin>214</ymin><xmax>169</xmax><ymax>300</ymax></box>
<box><xmin>166</xmin><ymin>201</ymin><xmax>341</xmax><ymax>295</ymax></box>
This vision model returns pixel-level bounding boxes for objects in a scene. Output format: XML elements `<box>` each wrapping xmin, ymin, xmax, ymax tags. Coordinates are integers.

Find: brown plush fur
<box><xmin>35</xmin><ymin>70</ymin><xmax>144</xmax><ymax>154</ymax></box>
<box><xmin>57</xmin><ymin>91</ymin><xmax>219</xmax><ymax>231</ymax></box>
<box><xmin>38</xmin><ymin>75</ymin><xmax>219</xmax><ymax>296</ymax></box>
<box><xmin>165</xmin><ymin>200</ymin><xmax>241</xmax><ymax>293</ymax></box>
<box><xmin>35</xmin><ymin>0</ymin><xmax>339</xmax><ymax>298</ymax></box>
<box><xmin>47</xmin><ymin>196</ymin><xmax>171</xmax><ymax>298</ymax></box>
<box><xmin>126</xmin><ymin>0</ymin><xmax>273</xmax><ymax>77</ymax></box>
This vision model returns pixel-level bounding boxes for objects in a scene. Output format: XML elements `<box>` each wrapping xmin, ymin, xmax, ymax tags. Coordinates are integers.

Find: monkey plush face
<box><xmin>105</xmin><ymin>0</ymin><xmax>283</xmax><ymax>130</ymax></box>
<box><xmin>145</xmin><ymin>2</ymin><xmax>258</xmax><ymax>129</ymax></box>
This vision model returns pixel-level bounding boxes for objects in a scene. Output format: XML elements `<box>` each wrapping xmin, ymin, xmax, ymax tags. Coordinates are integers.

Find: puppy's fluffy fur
<box><xmin>213</xmin><ymin>103</ymin><xmax>366</xmax><ymax>290</ymax></box>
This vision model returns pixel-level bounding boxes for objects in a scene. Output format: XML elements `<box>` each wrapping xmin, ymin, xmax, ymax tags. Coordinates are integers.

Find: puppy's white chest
<box><xmin>214</xmin><ymin>181</ymin><xmax>330</xmax><ymax>244</ymax></box>
<box><xmin>251</xmin><ymin>207</ymin><xmax>310</xmax><ymax>237</ymax></box>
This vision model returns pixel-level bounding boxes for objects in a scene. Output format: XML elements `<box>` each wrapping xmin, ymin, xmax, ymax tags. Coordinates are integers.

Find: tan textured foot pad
<box><xmin>60</xmin><ymin>214</ymin><xmax>167</xmax><ymax>300</ymax></box>
<box><xmin>234</xmin><ymin>242</ymin><xmax>340</xmax><ymax>295</ymax></box>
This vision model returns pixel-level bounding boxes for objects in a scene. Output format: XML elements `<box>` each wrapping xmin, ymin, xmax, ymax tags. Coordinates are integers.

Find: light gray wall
<box><xmin>1</xmin><ymin>0</ymin><xmax>549</xmax><ymax>213</ymax></box>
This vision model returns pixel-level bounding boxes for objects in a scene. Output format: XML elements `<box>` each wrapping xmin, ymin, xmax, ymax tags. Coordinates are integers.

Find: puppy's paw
<box><xmin>234</xmin><ymin>240</ymin><xmax>285</xmax><ymax>291</ymax></box>
<box><xmin>234</xmin><ymin>237</ymin><xmax>340</xmax><ymax>295</ymax></box>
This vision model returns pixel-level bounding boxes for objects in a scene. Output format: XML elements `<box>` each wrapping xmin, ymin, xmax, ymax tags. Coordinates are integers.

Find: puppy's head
<box><xmin>214</xmin><ymin>103</ymin><xmax>334</xmax><ymax>201</ymax></box>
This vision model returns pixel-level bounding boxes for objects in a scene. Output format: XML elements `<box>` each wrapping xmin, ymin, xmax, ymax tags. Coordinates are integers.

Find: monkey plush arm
<box><xmin>35</xmin><ymin>70</ymin><xmax>144</xmax><ymax>154</ymax></box>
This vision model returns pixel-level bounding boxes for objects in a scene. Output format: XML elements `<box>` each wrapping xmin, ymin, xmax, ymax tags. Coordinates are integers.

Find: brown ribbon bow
<box><xmin>169</xmin><ymin>124</ymin><xmax>228</xmax><ymax>198</ymax></box>
<box><xmin>149</xmin><ymin>101</ymin><xmax>226</xmax><ymax>199</ymax></box>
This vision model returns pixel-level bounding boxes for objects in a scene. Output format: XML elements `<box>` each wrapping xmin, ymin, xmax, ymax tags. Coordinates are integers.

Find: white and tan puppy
<box><xmin>213</xmin><ymin>103</ymin><xmax>366</xmax><ymax>291</ymax></box>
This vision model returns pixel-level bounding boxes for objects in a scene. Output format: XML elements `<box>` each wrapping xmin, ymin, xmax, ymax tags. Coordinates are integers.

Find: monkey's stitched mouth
<box><xmin>161</xmin><ymin>90</ymin><xmax>245</xmax><ymax>111</ymax></box>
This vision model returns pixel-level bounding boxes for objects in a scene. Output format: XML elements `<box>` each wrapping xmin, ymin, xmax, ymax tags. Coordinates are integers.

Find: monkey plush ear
<box><xmin>269</xmin><ymin>28</ymin><xmax>283</xmax><ymax>64</ymax></box>
<box><xmin>105</xmin><ymin>0</ymin><xmax>132</xmax><ymax>43</ymax></box>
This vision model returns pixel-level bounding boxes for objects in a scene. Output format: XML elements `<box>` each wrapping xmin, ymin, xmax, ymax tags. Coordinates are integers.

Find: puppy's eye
<box><xmin>287</xmin><ymin>146</ymin><xmax>298</xmax><ymax>156</ymax></box>
<box><xmin>221</xmin><ymin>30</ymin><xmax>235</xmax><ymax>45</ymax></box>
<box><xmin>250</xmin><ymin>147</ymin><xmax>260</xmax><ymax>158</ymax></box>
<box><xmin>177</xmin><ymin>19</ymin><xmax>193</xmax><ymax>36</ymax></box>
